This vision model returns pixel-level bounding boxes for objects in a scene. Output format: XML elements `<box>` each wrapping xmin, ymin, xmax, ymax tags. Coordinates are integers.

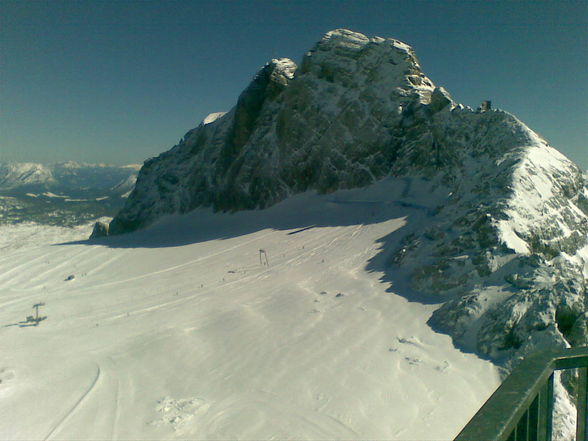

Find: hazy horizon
<box><xmin>1</xmin><ymin>0</ymin><xmax>587</xmax><ymax>169</ymax></box>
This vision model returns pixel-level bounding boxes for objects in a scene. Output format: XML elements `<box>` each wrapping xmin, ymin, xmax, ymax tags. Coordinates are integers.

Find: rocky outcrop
<box><xmin>108</xmin><ymin>29</ymin><xmax>443</xmax><ymax>234</ymax></box>
<box><xmin>90</xmin><ymin>221</ymin><xmax>109</xmax><ymax>238</ymax></box>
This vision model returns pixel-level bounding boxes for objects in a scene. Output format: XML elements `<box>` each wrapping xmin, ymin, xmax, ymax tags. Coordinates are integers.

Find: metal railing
<box><xmin>454</xmin><ymin>346</ymin><xmax>588</xmax><ymax>441</ymax></box>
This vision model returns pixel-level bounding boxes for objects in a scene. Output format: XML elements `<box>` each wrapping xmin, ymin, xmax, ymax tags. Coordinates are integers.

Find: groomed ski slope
<box><xmin>0</xmin><ymin>178</ymin><xmax>500</xmax><ymax>440</ymax></box>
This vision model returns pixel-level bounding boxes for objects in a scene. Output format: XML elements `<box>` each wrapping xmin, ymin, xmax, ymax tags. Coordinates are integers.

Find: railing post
<box><xmin>528</xmin><ymin>394</ymin><xmax>539</xmax><ymax>441</ymax></box>
<box><xmin>537</xmin><ymin>373</ymin><xmax>554</xmax><ymax>441</ymax></box>
<box><xmin>577</xmin><ymin>367</ymin><xmax>588</xmax><ymax>441</ymax></box>
<box><xmin>547</xmin><ymin>373</ymin><xmax>554</xmax><ymax>441</ymax></box>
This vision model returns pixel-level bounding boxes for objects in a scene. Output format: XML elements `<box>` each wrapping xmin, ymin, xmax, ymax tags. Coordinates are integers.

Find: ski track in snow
<box><xmin>43</xmin><ymin>364</ymin><xmax>102</xmax><ymax>441</ymax></box>
<box><xmin>102</xmin><ymin>358</ymin><xmax>122</xmax><ymax>441</ymax></box>
<box><xmin>39</xmin><ymin>359</ymin><xmax>122</xmax><ymax>441</ymax></box>
<box><xmin>97</xmin><ymin>226</ymin><xmax>357</xmax><ymax>324</ymax></box>
<box><xmin>0</xmin><ymin>244</ymin><xmax>93</xmax><ymax>291</ymax></box>
<box><xmin>86</xmin><ymin>229</ymin><xmax>277</xmax><ymax>291</ymax></box>
<box><xmin>18</xmin><ymin>247</ymin><xmax>97</xmax><ymax>289</ymax></box>
<box><xmin>82</xmin><ymin>224</ymin><xmax>355</xmax><ymax>326</ymax></box>
<box><xmin>84</xmin><ymin>249</ymin><xmax>132</xmax><ymax>277</ymax></box>
<box><xmin>0</xmin><ymin>292</ymin><xmax>44</xmax><ymax>311</ymax></box>
<box><xmin>0</xmin><ymin>251</ymin><xmax>54</xmax><ymax>285</ymax></box>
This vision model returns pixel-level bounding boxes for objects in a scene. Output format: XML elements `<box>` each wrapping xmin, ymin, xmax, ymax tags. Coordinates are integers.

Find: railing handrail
<box><xmin>454</xmin><ymin>346</ymin><xmax>588</xmax><ymax>441</ymax></box>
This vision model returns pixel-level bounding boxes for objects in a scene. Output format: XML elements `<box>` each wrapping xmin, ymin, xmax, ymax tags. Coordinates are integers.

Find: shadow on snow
<box><xmin>58</xmin><ymin>181</ymin><xmax>445</xmax><ymax>307</ymax></box>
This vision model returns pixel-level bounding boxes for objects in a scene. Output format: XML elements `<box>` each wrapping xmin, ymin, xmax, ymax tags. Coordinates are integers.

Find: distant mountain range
<box><xmin>0</xmin><ymin>161</ymin><xmax>140</xmax><ymax>226</ymax></box>
<box><xmin>0</xmin><ymin>161</ymin><xmax>140</xmax><ymax>197</ymax></box>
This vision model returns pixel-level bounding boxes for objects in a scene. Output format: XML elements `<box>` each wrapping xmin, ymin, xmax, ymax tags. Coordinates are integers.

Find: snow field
<box><xmin>0</xmin><ymin>181</ymin><xmax>500</xmax><ymax>440</ymax></box>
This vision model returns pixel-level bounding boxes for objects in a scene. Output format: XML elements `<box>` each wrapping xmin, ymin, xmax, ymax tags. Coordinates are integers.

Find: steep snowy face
<box><xmin>300</xmin><ymin>29</ymin><xmax>435</xmax><ymax>103</ymax></box>
<box><xmin>447</xmin><ymin>171</ymin><xmax>587</xmax><ymax>358</ymax></box>
<box><xmin>108</xmin><ymin>29</ymin><xmax>446</xmax><ymax>234</ymax></box>
<box><xmin>385</xmin><ymin>117</ymin><xmax>588</xmax><ymax>362</ymax></box>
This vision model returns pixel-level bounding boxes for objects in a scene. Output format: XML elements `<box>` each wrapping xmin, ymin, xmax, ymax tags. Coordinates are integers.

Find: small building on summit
<box><xmin>478</xmin><ymin>100</ymin><xmax>492</xmax><ymax>112</ymax></box>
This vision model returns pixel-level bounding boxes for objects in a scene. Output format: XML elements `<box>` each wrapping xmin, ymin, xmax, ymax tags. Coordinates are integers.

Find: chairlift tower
<box><xmin>26</xmin><ymin>302</ymin><xmax>47</xmax><ymax>325</ymax></box>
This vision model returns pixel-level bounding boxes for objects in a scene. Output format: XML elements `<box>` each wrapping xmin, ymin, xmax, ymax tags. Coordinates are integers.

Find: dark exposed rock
<box><xmin>107</xmin><ymin>30</ymin><xmax>444</xmax><ymax>235</ymax></box>
<box><xmin>90</xmin><ymin>221</ymin><xmax>109</xmax><ymax>238</ymax></box>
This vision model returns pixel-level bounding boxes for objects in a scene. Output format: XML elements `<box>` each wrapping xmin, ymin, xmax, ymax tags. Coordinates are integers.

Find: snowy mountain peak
<box><xmin>268</xmin><ymin>57</ymin><xmax>297</xmax><ymax>82</ymax></box>
<box><xmin>56</xmin><ymin>160</ymin><xmax>84</xmax><ymax>169</ymax></box>
<box><xmin>315</xmin><ymin>28</ymin><xmax>417</xmax><ymax>64</ymax></box>
<box><xmin>301</xmin><ymin>28</ymin><xmax>435</xmax><ymax>103</ymax></box>
<box><xmin>104</xmin><ymin>31</ymin><xmax>588</xmax><ymax>369</ymax></box>
<box><xmin>108</xmin><ymin>30</ymin><xmax>456</xmax><ymax>234</ymax></box>
<box><xmin>0</xmin><ymin>161</ymin><xmax>139</xmax><ymax>195</ymax></box>
<box><xmin>243</xmin><ymin>57</ymin><xmax>297</xmax><ymax>103</ymax></box>
<box><xmin>0</xmin><ymin>162</ymin><xmax>55</xmax><ymax>188</ymax></box>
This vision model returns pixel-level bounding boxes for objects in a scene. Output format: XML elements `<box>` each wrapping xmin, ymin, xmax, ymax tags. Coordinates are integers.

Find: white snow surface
<box><xmin>202</xmin><ymin>112</ymin><xmax>227</xmax><ymax>126</ymax></box>
<box><xmin>0</xmin><ymin>180</ymin><xmax>500</xmax><ymax>440</ymax></box>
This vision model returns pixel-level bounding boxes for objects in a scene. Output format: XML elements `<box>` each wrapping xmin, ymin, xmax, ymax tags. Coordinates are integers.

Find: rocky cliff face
<box><xmin>108</xmin><ymin>29</ymin><xmax>446</xmax><ymax>234</ymax></box>
<box><xmin>388</xmin><ymin>126</ymin><xmax>588</xmax><ymax>362</ymax></box>
<box><xmin>105</xmin><ymin>30</ymin><xmax>588</xmax><ymax>373</ymax></box>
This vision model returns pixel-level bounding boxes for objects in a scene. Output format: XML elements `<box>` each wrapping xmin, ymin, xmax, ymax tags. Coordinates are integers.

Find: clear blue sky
<box><xmin>1</xmin><ymin>0</ymin><xmax>587</xmax><ymax>169</ymax></box>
